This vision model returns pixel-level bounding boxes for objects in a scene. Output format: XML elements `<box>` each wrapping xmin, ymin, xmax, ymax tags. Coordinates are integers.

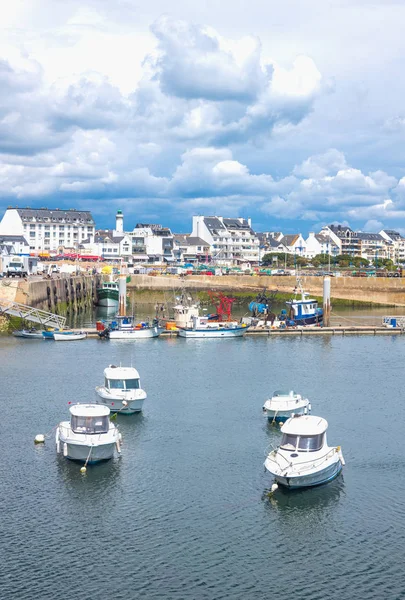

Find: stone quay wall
<box><xmin>17</xmin><ymin>274</ymin><xmax>102</xmax><ymax>314</ymax></box>
<box><xmin>128</xmin><ymin>274</ymin><xmax>405</xmax><ymax>306</ymax></box>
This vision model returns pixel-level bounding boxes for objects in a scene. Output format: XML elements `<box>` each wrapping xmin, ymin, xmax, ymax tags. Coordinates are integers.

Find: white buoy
<box><xmin>34</xmin><ymin>434</ymin><xmax>45</xmax><ymax>444</ymax></box>
<box><xmin>271</xmin><ymin>483</ymin><xmax>279</xmax><ymax>494</ymax></box>
<box><xmin>80</xmin><ymin>466</ymin><xmax>87</xmax><ymax>474</ymax></box>
<box><xmin>122</xmin><ymin>400</ymin><xmax>128</xmax><ymax>406</ymax></box>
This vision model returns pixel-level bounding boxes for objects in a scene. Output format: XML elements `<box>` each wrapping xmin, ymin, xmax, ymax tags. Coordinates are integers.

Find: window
<box><xmin>297</xmin><ymin>434</ymin><xmax>324</xmax><ymax>452</ymax></box>
<box><xmin>280</xmin><ymin>434</ymin><xmax>298</xmax><ymax>450</ymax></box>
<box><xmin>108</xmin><ymin>379</ymin><xmax>125</xmax><ymax>389</ymax></box>
<box><xmin>71</xmin><ymin>415</ymin><xmax>109</xmax><ymax>434</ymax></box>
<box><xmin>30</xmin><ymin>232</ymin><xmax>35</xmax><ymax>238</ymax></box>
<box><xmin>125</xmin><ymin>379</ymin><xmax>140</xmax><ymax>389</ymax></box>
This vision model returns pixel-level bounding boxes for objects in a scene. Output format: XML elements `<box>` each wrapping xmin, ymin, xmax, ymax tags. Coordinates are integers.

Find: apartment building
<box><xmin>0</xmin><ymin>207</ymin><xmax>95</xmax><ymax>253</ymax></box>
<box><xmin>191</xmin><ymin>216</ymin><xmax>260</xmax><ymax>266</ymax></box>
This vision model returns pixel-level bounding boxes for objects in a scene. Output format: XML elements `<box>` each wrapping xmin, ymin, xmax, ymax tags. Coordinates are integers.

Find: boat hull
<box><xmin>178</xmin><ymin>326</ymin><xmax>247</xmax><ymax>338</ymax></box>
<box><xmin>96</xmin><ymin>288</ymin><xmax>119</xmax><ymax>308</ymax></box>
<box><xmin>13</xmin><ymin>330</ymin><xmax>44</xmax><ymax>339</ymax></box>
<box><xmin>53</xmin><ymin>332</ymin><xmax>87</xmax><ymax>341</ymax></box>
<box><xmin>108</xmin><ymin>326</ymin><xmax>161</xmax><ymax>339</ymax></box>
<box><xmin>95</xmin><ymin>388</ymin><xmax>146</xmax><ymax>414</ymax></box>
<box><xmin>97</xmin><ymin>297</ymin><xmax>119</xmax><ymax>308</ymax></box>
<box><xmin>266</xmin><ymin>457</ymin><xmax>342</xmax><ymax>489</ymax></box>
<box><xmin>292</xmin><ymin>315</ymin><xmax>323</xmax><ymax>327</ymax></box>
<box><xmin>264</xmin><ymin>406</ymin><xmax>309</xmax><ymax>422</ymax></box>
<box><xmin>61</xmin><ymin>441</ymin><xmax>117</xmax><ymax>463</ymax></box>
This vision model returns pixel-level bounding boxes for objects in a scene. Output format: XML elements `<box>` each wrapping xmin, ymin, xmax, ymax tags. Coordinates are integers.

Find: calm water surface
<box><xmin>1</xmin><ymin>334</ymin><xmax>405</xmax><ymax>599</ymax></box>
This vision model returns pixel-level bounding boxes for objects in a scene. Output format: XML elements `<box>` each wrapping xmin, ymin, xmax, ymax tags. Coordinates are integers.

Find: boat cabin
<box><xmin>103</xmin><ymin>365</ymin><xmax>141</xmax><ymax>391</ymax></box>
<box><xmin>280</xmin><ymin>415</ymin><xmax>328</xmax><ymax>453</ymax></box>
<box><xmin>102</xmin><ymin>282</ymin><xmax>119</xmax><ymax>290</ymax></box>
<box><xmin>69</xmin><ymin>404</ymin><xmax>110</xmax><ymax>435</ymax></box>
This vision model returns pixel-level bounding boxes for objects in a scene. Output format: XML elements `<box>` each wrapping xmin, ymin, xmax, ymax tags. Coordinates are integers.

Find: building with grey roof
<box><xmin>191</xmin><ymin>216</ymin><xmax>260</xmax><ymax>265</ymax></box>
<box><xmin>0</xmin><ymin>206</ymin><xmax>95</xmax><ymax>254</ymax></box>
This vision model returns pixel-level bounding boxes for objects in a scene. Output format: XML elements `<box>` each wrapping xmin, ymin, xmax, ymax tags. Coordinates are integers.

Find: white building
<box><xmin>305</xmin><ymin>232</ymin><xmax>340</xmax><ymax>259</ymax></box>
<box><xmin>0</xmin><ymin>234</ymin><xmax>30</xmax><ymax>256</ymax></box>
<box><xmin>86</xmin><ymin>230</ymin><xmax>132</xmax><ymax>261</ymax></box>
<box><xmin>129</xmin><ymin>224</ymin><xmax>175</xmax><ymax>263</ymax></box>
<box><xmin>191</xmin><ymin>216</ymin><xmax>260</xmax><ymax>266</ymax></box>
<box><xmin>279</xmin><ymin>234</ymin><xmax>307</xmax><ymax>257</ymax></box>
<box><xmin>379</xmin><ymin>230</ymin><xmax>405</xmax><ymax>264</ymax></box>
<box><xmin>173</xmin><ymin>235</ymin><xmax>211</xmax><ymax>264</ymax></box>
<box><xmin>0</xmin><ymin>207</ymin><xmax>95</xmax><ymax>253</ymax></box>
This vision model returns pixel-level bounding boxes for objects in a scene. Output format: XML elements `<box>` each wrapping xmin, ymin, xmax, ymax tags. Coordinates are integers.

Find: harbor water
<box><xmin>1</xmin><ymin>333</ymin><xmax>405</xmax><ymax>599</ymax></box>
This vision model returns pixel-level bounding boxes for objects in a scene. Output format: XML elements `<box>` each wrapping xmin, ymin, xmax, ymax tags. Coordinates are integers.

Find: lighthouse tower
<box><xmin>115</xmin><ymin>209</ymin><xmax>124</xmax><ymax>234</ymax></box>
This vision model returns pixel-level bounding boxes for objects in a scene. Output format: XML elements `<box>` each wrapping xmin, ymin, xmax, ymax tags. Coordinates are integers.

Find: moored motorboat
<box><xmin>53</xmin><ymin>331</ymin><xmax>87</xmax><ymax>341</ymax></box>
<box><xmin>263</xmin><ymin>390</ymin><xmax>311</xmax><ymax>423</ymax></box>
<box><xmin>56</xmin><ymin>404</ymin><xmax>121</xmax><ymax>463</ymax></box>
<box><xmin>12</xmin><ymin>329</ymin><xmax>44</xmax><ymax>339</ymax></box>
<box><xmin>178</xmin><ymin>316</ymin><xmax>248</xmax><ymax>338</ymax></box>
<box><xmin>101</xmin><ymin>315</ymin><xmax>161</xmax><ymax>339</ymax></box>
<box><xmin>95</xmin><ymin>365</ymin><xmax>147</xmax><ymax>414</ymax></box>
<box><xmin>264</xmin><ymin>414</ymin><xmax>344</xmax><ymax>489</ymax></box>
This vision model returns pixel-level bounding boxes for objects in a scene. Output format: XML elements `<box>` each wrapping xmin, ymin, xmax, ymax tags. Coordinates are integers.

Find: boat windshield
<box><xmin>297</xmin><ymin>434</ymin><xmax>324</xmax><ymax>452</ymax></box>
<box><xmin>106</xmin><ymin>378</ymin><xmax>140</xmax><ymax>389</ymax></box>
<box><xmin>280</xmin><ymin>434</ymin><xmax>298</xmax><ymax>451</ymax></box>
<box><xmin>71</xmin><ymin>415</ymin><xmax>109</xmax><ymax>434</ymax></box>
<box><xmin>125</xmin><ymin>379</ymin><xmax>140</xmax><ymax>389</ymax></box>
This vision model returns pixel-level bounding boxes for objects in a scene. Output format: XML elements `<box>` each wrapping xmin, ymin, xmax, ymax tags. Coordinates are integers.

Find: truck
<box><xmin>4</xmin><ymin>256</ymin><xmax>28</xmax><ymax>278</ymax></box>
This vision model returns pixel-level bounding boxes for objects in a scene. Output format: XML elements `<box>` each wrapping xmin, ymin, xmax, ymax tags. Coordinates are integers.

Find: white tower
<box><xmin>116</xmin><ymin>210</ymin><xmax>124</xmax><ymax>233</ymax></box>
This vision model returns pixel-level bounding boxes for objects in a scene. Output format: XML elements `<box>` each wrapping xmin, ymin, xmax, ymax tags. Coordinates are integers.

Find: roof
<box><xmin>223</xmin><ymin>218</ymin><xmax>252</xmax><ymax>231</ymax></box>
<box><xmin>381</xmin><ymin>229</ymin><xmax>403</xmax><ymax>241</ymax></box>
<box><xmin>174</xmin><ymin>235</ymin><xmax>208</xmax><ymax>247</ymax></box>
<box><xmin>10</xmin><ymin>207</ymin><xmax>94</xmax><ymax>224</ymax></box>
<box><xmin>0</xmin><ymin>235</ymin><xmax>29</xmax><ymax>245</ymax></box>
<box><xmin>356</xmin><ymin>233</ymin><xmax>384</xmax><ymax>241</ymax></box>
<box><xmin>69</xmin><ymin>404</ymin><xmax>110</xmax><ymax>417</ymax></box>
<box><xmin>281</xmin><ymin>415</ymin><xmax>328</xmax><ymax>435</ymax></box>
<box><xmin>104</xmin><ymin>365</ymin><xmax>140</xmax><ymax>379</ymax></box>
<box><xmin>280</xmin><ymin>234</ymin><xmax>300</xmax><ymax>247</ymax></box>
<box><xmin>203</xmin><ymin>217</ymin><xmax>226</xmax><ymax>232</ymax></box>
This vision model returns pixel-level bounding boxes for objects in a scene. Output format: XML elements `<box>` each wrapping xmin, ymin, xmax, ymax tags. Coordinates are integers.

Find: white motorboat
<box><xmin>12</xmin><ymin>329</ymin><xmax>44</xmax><ymax>339</ymax></box>
<box><xmin>56</xmin><ymin>404</ymin><xmax>121</xmax><ymax>463</ymax></box>
<box><xmin>264</xmin><ymin>415</ymin><xmax>344</xmax><ymax>489</ymax></box>
<box><xmin>53</xmin><ymin>331</ymin><xmax>87</xmax><ymax>341</ymax></box>
<box><xmin>95</xmin><ymin>365</ymin><xmax>147</xmax><ymax>414</ymax></box>
<box><xmin>178</xmin><ymin>315</ymin><xmax>249</xmax><ymax>338</ymax></box>
<box><xmin>105</xmin><ymin>315</ymin><xmax>161</xmax><ymax>339</ymax></box>
<box><xmin>263</xmin><ymin>390</ymin><xmax>311</xmax><ymax>423</ymax></box>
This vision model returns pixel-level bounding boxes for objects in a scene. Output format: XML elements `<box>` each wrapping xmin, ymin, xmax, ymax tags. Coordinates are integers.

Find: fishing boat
<box><xmin>56</xmin><ymin>404</ymin><xmax>121</xmax><ymax>463</ymax></box>
<box><xmin>263</xmin><ymin>390</ymin><xmax>311</xmax><ymax>423</ymax></box>
<box><xmin>102</xmin><ymin>315</ymin><xmax>161</xmax><ymax>339</ymax></box>
<box><xmin>178</xmin><ymin>291</ymin><xmax>248</xmax><ymax>338</ymax></box>
<box><xmin>95</xmin><ymin>365</ymin><xmax>147</xmax><ymax>414</ymax></box>
<box><xmin>53</xmin><ymin>331</ymin><xmax>87</xmax><ymax>341</ymax></box>
<box><xmin>96</xmin><ymin>280</ymin><xmax>119</xmax><ymax>308</ymax></box>
<box><xmin>264</xmin><ymin>414</ymin><xmax>345</xmax><ymax>489</ymax></box>
<box><xmin>248</xmin><ymin>280</ymin><xmax>323</xmax><ymax>328</ymax></box>
<box><xmin>286</xmin><ymin>280</ymin><xmax>323</xmax><ymax>326</ymax></box>
<box><xmin>42</xmin><ymin>330</ymin><xmax>57</xmax><ymax>339</ymax></box>
<box><xmin>178</xmin><ymin>315</ymin><xmax>248</xmax><ymax>338</ymax></box>
<box><xmin>12</xmin><ymin>329</ymin><xmax>44</xmax><ymax>339</ymax></box>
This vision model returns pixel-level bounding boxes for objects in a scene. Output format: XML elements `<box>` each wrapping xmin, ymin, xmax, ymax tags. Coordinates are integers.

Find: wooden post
<box><xmin>323</xmin><ymin>276</ymin><xmax>331</xmax><ymax>326</ymax></box>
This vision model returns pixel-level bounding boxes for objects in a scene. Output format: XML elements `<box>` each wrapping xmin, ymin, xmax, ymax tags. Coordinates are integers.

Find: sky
<box><xmin>2</xmin><ymin>0</ymin><xmax>405</xmax><ymax>234</ymax></box>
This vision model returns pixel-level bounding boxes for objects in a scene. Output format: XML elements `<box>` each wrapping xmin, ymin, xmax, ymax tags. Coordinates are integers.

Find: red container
<box><xmin>96</xmin><ymin>321</ymin><xmax>105</xmax><ymax>332</ymax></box>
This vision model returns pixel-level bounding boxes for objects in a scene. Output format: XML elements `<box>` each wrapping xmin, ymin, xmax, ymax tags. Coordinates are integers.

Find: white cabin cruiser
<box><xmin>56</xmin><ymin>404</ymin><xmax>121</xmax><ymax>463</ymax></box>
<box><xmin>105</xmin><ymin>316</ymin><xmax>161</xmax><ymax>339</ymax></box>
<box><xmin>263</xmin><ymin>390</ymin><xmax>311</xmax><ymax>423</ymax></box>
<box><xmin>178</xmin><ymin>315</ymin><xmax>249</xmax><ymax>338</ymax></box>
<box><xmin>264</xmin><ymin>415</ymin><xmax>344</xmax><ymax>489</ymax></box>
<box><xmin>95</xmin><ymin>365</ymin><xmax>147</xmax><ymax>414</ymax></box>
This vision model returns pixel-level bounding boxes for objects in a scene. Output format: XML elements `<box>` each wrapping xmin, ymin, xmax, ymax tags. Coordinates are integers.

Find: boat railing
<box><xmin>268</xmin><ymin>447</ymin><xmax>340</xmax><ymax>473</ymax></box>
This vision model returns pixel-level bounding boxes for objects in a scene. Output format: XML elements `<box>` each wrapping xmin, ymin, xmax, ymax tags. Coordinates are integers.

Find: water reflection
<box><xmin>262</xmin><ymin>476</ymin><xmax>345</xmax><ymax>514</ymax></box>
